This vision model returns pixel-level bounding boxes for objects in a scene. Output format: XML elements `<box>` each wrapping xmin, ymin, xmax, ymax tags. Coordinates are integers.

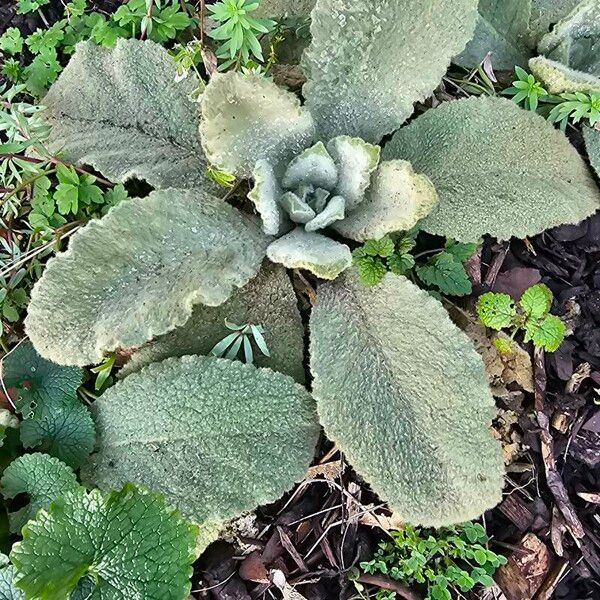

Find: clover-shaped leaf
<box><xmin>82</xmin><ymin>355</ymin><xmax>319</xmax><ymax>524</ymax></box>
<box><xmin>25</xmin><ymin>189</ymin><xmax>269</xmax><ymax>366</ymax></box>
<box><xmin>10</xmin><ymin>484</ymin><xmax>199</xmax><ymax>600</ymax></box>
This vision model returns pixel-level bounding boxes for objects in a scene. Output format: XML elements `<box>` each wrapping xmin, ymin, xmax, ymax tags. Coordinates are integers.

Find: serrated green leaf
<box><xmin>524</xmin><ymin>314</ymin><xmax>566</xmax><ymax>351</ymax></box>
<box><xmin>26</xmin><ymin>189</ymin><xmax>268</xmax><ymax>366</ymax></box>
<box><xmin>0</xmin><ymin>28</ymin><xmax>24</xmax><ymax>55</ymax></box>
<box><xmin>476</xmin><ymin>292</ymin><xmax>516</xmax><ymax>330</ymax></box>
<box><xmin>356</xmin><ymin>256</ymin><xmax>387</xmax><ymax>286</ymax></box>
<box><xmin>363</xmin><ymin>237</ymin><xmax>395</xmax><ymax>258</ymax></box>
<box><xmin>444</xmin><ymin>241</ymin><xmax>478</xmax><ymax>264</ymax></box>
<box><xmin>11</xmin><ymin>484</ymin><xmax>199</xmax><ymax>600</ymax></box>
<box><xmin>384</xmin><ymin>96</ymin><xmax>600</xmax><ymax>242</ymax></box>
<box><xmin>387</xmin><ymin>252</ymin><xmax>415</xmax><ymax>275</ymax></box>
<box><xmin>310</xmin><ymin>271</ymin><xmax>503</xmax><ymax>526</ymax></box>
<box><xmin>42</xmin><ymin>39</ymin><xmax>215</xmax><ymax>189</ymax></box>
<box><xmin>302</xmin><ymin>0</ymin><xmax>478</xmax><ymax>143</ymax></box>
<box><xmin>20</xmin><ymin>399</ymin><xmax>95</xmax><ymax>469</ymax></box>
<box><xmin>416</xmin><ymin>253</ymin><xmax>472</xmax><ymax>297</ymax></box>
<box><xmin>1</xmin><ymin>342</ymin><xmax>83</xmax><ymax>417</ymax></box>
<box><xmin>82</xmin><ymin>356</ymin><xmax>319</xmax><ymax>524</ymax></box>
<box><xmin>520</xmin><ymin>283</ymin><xmax>553</xmax><ymax>320</ymax></box>
<box><xmin>120</xmin><ymin>263</ymin><xmax>306</xmax><ymax>383</ymax></box>
<box><xmin>200</xmin><ymin>71</ymin><xmax>315</xmax><ymax>177</ymax></box>
<box><xmin>0</xmin><ymin>454</ymin><xmax>80</xmax><ymax>534</ymax></box>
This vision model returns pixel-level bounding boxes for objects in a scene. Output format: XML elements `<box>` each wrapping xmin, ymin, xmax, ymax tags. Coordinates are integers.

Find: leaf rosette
<box><xmin>21</xmin><ymin>0</ymin><xmax>600</xmax><ymax>543</ymax></box>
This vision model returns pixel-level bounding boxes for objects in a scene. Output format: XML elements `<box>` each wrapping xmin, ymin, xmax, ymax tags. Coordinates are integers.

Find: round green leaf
<box><xmin>0</xmin><ymin>454</ymin><xmax>79</xmax><ymax>534</ymax></box>
<box><xmin>384</xmin><ymin>96</ymin><xmax>600</xmax><ymax>242</ymax></box>
<box><xmin>82</xmin><ymin>355</ymin><xmax>319</xmax><ymax>524</ymax></box>
<box><xmin>10</xmin><ymin>484</ymin><xmax>198</xmax><ymax>600</ymax></box>
<box><xmin>25</xmin><ymin>189</ymin><xmax>269</xmax><ymax>366</ymax></box>
<box><xmin>310</xmin><ymin>270</ymin><xmax>504</xmax><ymax>526</ymax></box>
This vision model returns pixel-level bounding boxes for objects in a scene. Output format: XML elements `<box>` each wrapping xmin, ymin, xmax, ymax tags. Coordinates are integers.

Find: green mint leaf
<box><xmin>357</xmin><ymin>256</ymin><xmax>387</xmax><ymax>286</ymax></box>
<box><xmin>416</xmin><ymin>252</ymin><xmax>472</xmax><ymax>297</ymax></box>
<box><xmin>476</xmin><ymin>292</ymin><xmax>516</xmax><ymax>331</ymax></box>
<box><xmin>520</xmin><ymin>283</ymin><xmax>553</xmax><ymax>320</ymax></box>
<box><xmin>444</xmin><ymin>240</ymin><xmax>478</xmax><ymax>263</ymax></box>
<box><xmin>362</xmin><ymin>236</ymin><xmax>395</xmax><ymax>258</ymax></box>
<box><xmin>387</xmin><ymin>252</ymin><xmax>415</xmax><ymax>275</ymax></box>
<box><xmin>396</xmin><ymin>233</ymin><xmax>417</xmax><ymax>256</ymax></box>
<box><xmin>0</xmin><ymin>28</ymin><xmax>24</xmax><ymax>55</ymax></box>
<box><xmin>10</xmin><ymin>484</ymin><xmax>199</xmax><ymax>600</ymax></box>
<box><xmin>524</xmin><ymin>314</ymin><xmax>566</xmax><ymax>352</ymax></box>
<box><xmin>0</xmin><ymin>454</ymin><xmax>80</xmax><ymax>534</ymax></box>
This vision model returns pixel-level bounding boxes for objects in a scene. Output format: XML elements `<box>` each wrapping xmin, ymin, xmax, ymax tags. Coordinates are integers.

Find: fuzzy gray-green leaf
<box><xmin>25</xmin><ymin>189</ymin><xmax>268</xmax><ymax>366</ymax></box>
<box><xmin>82</xmin><ymin>356</ymin><xmax>319</xmax><ymax>524</ymax></box>
<box><xmin>310</xmin><ymin>271</ymin><xmax>504</xmax><ymax>526</ymax></box>
<box><xmin>384</xmin><ymin>96</ymin><xmax>600</xmax><ymax>242</ymax></box>
<box><xmin>200</xmin><ymin>72</ymin><xmax>315</xmax><ymax>176</ymax></box>
<box><xmin>584</xmin><ymin>126</ymin><xmax>600</xmax><ymax>177</ymax></box>
<box><xmin>120</xmin><ymin>263</ymin><xmax>306</xmax><ymax>383</ymax></box>
<box><xmin>43</xmin><ymin>39</ymin><xmax>213</xmax><ymax>190</ymax></box>
<box><xmin>302</xmin><ymin>0</ymin><xmax>478</xmax><ymax>143</ymax></box>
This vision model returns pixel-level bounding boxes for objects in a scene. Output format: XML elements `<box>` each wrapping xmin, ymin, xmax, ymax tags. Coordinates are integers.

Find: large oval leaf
<box><xmin>310</xmin><ymin>271</ymin><xmax>504</xmax><ymax>526</ymax></box>
<box><xmin>302</xmin><ymin>0</ymin><xmax>478</xmax><ymax>143</ymax></box>
<box><xmin>42</xmin><ymin>39</ymin><xmax>214</xmax><ymax>190</ymax></box>
<box><xmin>120</xmin><ymin>263</ymin><xmax>306</xmax><ymax>383</ymax></box>
<box><xmin>25</xmin><ymin>189</ymin><xmax>268</xmax><ymax>366</ymax></box>
<box><xmin>81</xmin><ymin>355</ymin><xmax>319</xmax><ymax>524</ymax></box>
<box><xmin>384</xmin><ymin>96</ymin><xmax>600</xmax><ymax>242</ymax></box>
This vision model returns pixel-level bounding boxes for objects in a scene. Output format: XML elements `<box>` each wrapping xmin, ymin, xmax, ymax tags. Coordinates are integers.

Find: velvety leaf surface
<box><xmin>538</xmin><ymin>0</ymin><xmax>600</xmax><ymax>75</ymax></box>
<box><xmin>254</xmin><ymin>0</ymin><xmax>316</xmax><ymax>16</ymax></box>
<box><xmin>302</xmin><ymin>0</ymin><xmax>478</xmax><ymax>143</ymax></box>
<box><xmin>82</xmin><ymin>356</ymin><xmax>319</xmax><ymax>524</ymax></box>
<box><xmin>456</xmin><ymin>0</ymin><xmax>533</xmax><ymax>69</ymax></box>
<box><xmin>248</xmin><ymin>160</ymin><xmax>286</xmax><ymax>236</ymax></box>
<box><xmin>42</xmin><ymin>39</ymin><xmax>212</xmax><ymax>190</ymax></box>
<box><xmin>11</xmin><ymin>484</ymin><xmax>198</xmax><ymax>600</ymax></box>
<box><xmin>529</xmin><ymin>0</ymin><xmax>581</xmax><ymax>43</ymax></box>
<box><xmin>584</xmin><ymin>126</ymin><xmax>600</xmax><ymax>177</ymax></box>
<box><xmin>200</xmin><ymin>72</ymin><xmax>315</xmax><ymax>176</ymax></box>
<box><xmin>384</xmin><ymin>96</ymin><xmax>600</xmax><ymax>241</ymax></box>
<box><xmin>333</xmin><ymin>160</ymin><xmax>438</xmax><ymax>242</ymax></box>
<box><xmin>0</xmin><ymin>454</ymin><xmax>79</xmax><ymax>534</ymax></box>
<box><xmin>310</xmin><ymin>270</ymin><xmax>504</xmax><ymax>526</ymax></box>
<box><xmin>120</xmin><ymin>263</ymin><xmax>306</xmax><ymax>383</ymax></box>
<box><xmin>25</xmin><ymin>189</ymin><xmax>268</xmax><ymax>366</ymax></box>
<box><xmin>529</xmin><ymin>56</ymin><xmax>600</xmax><ymax>93</ymax></box>
<box><xmin>266</xmin><ymin>227</ymin><xmax>352</xmax><ymax>279</ymax></box>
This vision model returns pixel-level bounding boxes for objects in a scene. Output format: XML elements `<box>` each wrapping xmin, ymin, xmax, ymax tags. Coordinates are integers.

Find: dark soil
<box><xmin>2</xmin><ymin>2</ymin><xmax>600</xmax><ymax>599</ymax></box>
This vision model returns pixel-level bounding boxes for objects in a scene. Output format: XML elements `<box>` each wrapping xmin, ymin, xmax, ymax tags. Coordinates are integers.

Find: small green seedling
<box><xmin>477</xmin><ymin>283</ymin><xmax>566</xmax><ymax>352</ymax></box>
<box><xmin>206</xmin><ymin>165</ymin><xmax>236</xmax><ymax>188</ymax></box>
<box><xmin>353</xmin><ymin>235</ymin><xmax>477</xmax><ymax>297</ymax></box>
<box><xmin>360</xmin><ymin>522</ymin><xmax>506</xmax><ymax>600</ymax></box>
<box><xmin>548</xmin><ymin>92</ymin><xmax>600</xmax><ymax>131</ymax></box>
<box><xmin>210</xmin><ymin>320</ymin><xmax>270</xmax><ymax>364</ymax></box>
<box><xmin>503</xmin><ymin>66</ymin><xmax>548</xmax><ymax>111</ymax></box>
<box><xmin>207</xmin><ymin>0</ymin><xmax>276</xmax><ymax>70</ymax></box>
<box><xmin>91</xmin><ymin>353</ymin><xmax>116</xmax><ymax>391</ymax></box>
